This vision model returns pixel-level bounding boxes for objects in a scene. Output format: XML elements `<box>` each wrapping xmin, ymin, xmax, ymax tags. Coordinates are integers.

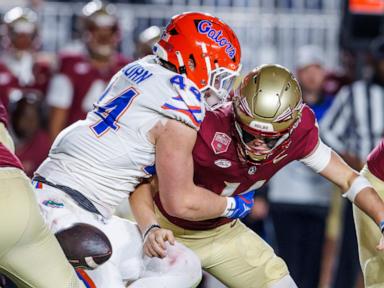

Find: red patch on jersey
<box><xmin>211</xmin><ymin>132</ymin><xmax>231</xmax><ymax>154</ymax></box>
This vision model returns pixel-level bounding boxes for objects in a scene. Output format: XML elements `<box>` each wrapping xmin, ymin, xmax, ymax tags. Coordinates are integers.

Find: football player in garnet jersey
<box><xmin>46</xmin><ymin>0</ymin><xmax>131</xmax><ymax>141</ymax></box>
<box><xmin>132</xmin><ymin>64</ymin><xmax>384</xmax><ymax>288</ymax></box>
<box><xmin>0</xmin><ymin>7</ymin><xmax>53</xmax><ymax>109</ymax></box>
<box><xmin>32</xmin><ymin>11</ymin><xmax>249</xmax><ymax>287</ymax></box>
<box><xmin>353</xmin><ymin>139</ymin><xmax>384</xmax><ymax>288</ymax></box>
<box><xmin>0</xmin><ymin>99</ymin><xmax>86</xmax><ymax>288</ymax></box>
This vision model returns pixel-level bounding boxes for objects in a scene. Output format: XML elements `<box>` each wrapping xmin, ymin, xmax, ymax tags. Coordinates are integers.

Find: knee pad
<box><xmin>55</xmin><ymin>223</ymin><xmax>112</xmax><ymax>270</ymax></box>
<box><xmin>269</xmin><ymin>275</ymin><xmax>298</xmax><ymax>288</ymax></box>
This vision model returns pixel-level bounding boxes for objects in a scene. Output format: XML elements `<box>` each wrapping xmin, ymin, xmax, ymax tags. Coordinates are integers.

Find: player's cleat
<box><xmin>55</xmin><ymin>223</ymin><xmax>112</xmax><ymax>270</ymax></box>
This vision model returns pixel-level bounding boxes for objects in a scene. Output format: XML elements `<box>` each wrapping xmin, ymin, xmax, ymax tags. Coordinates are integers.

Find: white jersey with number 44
<box><xmin>36</xmin><ymin>55</ymin><xmax>205</xmax><ymax>218</ymax></box>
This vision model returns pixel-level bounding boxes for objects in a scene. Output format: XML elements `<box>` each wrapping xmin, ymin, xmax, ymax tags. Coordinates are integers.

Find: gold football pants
<box><xmin>353</xmin><ymin>165</ymin><xmax>384</xmax><ymax>288</ymax></box>
<box><xmin>0</xmin><ymin>122</ymin><xmax>14</xmax><ymax>152</ymax></box>
<box><xmin>155</xmin><ymin>206</ymin><xmax>289</xmax><ymax>288</ymax></box>
<box><xmin>0</xmin><ymin>124</ymin><xmax>84</xmax><ymax>288</ymax></box>
<box><xmin>0</xmin><ymin>168</ymin><xmax>85</xmax><ymax>288</ymax></box>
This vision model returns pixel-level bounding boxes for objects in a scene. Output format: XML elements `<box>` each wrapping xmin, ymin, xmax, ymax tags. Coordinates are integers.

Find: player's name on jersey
<box><xmin>122</xmin><ymin>63</ymin><xmax>153</xmax><ymax>84</ymax></box>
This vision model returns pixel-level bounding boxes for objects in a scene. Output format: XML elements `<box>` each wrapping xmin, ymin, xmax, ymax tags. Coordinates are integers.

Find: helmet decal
<box><xmin>239</xmin><ymin>97</ymin><xmax>253</xmax><ymax>117</ymax></box>
<box><xmin>274</xmin><ymin>107</ymin><xmax>293</xmax><ymax>122</ymax></box>
<box><xmin>249</xmin><ymin>121</ymin><xmax>274</xmax><ymax>132</ymax></box>
<box><xmin>197</xmin><ymin>20</ymin><xmax>236</xmax><ymax>59</ymax></box>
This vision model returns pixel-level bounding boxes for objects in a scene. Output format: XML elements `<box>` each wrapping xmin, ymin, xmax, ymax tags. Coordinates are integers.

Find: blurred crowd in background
<box><xmin>0</xmin><ymin>0</ymin><xmax>383</xmax><ymax>288</ymax></box>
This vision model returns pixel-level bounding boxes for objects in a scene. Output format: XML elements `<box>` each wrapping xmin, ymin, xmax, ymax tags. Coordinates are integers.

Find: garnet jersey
<box><xmin>155</xmin><ymin>102</ymin><xmax>321</xmax><ymax>230</ymax></box>
<box><xmin>0</xmin><ymin>52</ymin><xmax>52</xmax><ymax>108</ymax></box>
<box><xmin>0</xmin><ymin>99</ymin><xmax>7</xmax><ymax>127</ymax></box>
<box><xmin>15</xmin><ymin>130</ymin><xmax>51</xmax><ymax>177</ymax></box>
<box><xmin>0</xmin><ymin>99</ymin><xmax>23</xmax><ymax>170</ymax></box>
<box><xmin>0</xmin><ymin>143</ymin><xmax>23</xmax><ymax>169</ymax></box>
<box><xmin>367</xmin><ymin>139</ymin><xmax>384</xmax><ymax>182</ymax></box>
<box><xmin>36</xmin><ymin>55</ymin><xmax>204</xmax><ymax>218</ymax></box>
<box><xmin>46</xmin><ymin>52</ymin><xmax>131</xmax><ymax>126</ymax></box>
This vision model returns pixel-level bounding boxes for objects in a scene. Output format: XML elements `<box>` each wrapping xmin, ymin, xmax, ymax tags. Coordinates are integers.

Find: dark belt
<box><xmin>33</xmin><ymin>175</ymin><xmax>102</xmax><ymax>216</ymax></box>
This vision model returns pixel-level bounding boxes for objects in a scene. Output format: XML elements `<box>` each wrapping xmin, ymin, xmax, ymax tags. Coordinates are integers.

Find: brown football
<box><xmin>55</xmin><ymin>223</ymin><xmax>112</xmax><ymax>270</ymax></box>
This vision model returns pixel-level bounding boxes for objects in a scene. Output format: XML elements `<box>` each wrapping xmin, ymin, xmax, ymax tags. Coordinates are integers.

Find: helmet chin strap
<box><xmin>175</xmin><ymin>51</ymin><xmax>186</xmax><ymax>75</ymax></box>
<box><xmin>201</xmin><ymin>42</ymin><xmax>212</xmax><ymax>76</ymax></box>
<box><xmin>201</xmin><ymin>43</ymin><xmax>213</xmax><ymax>92</ymax></box>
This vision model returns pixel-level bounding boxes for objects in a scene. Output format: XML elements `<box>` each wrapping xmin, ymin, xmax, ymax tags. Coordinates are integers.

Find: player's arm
<box><xmin>49</xmin><ymin>107</ymin><xmax>69</xmax><ymax>141</ymax></box>
<box><xmin>130</xmin><ymin>180</ymin><xmax>175</xmax><ymax>258</ymax></box>
<box><xmin>46</xmin><ymin>74</ymin><xmax>73</xmax><ymax>141</ymax></box>
<box><xmin>301</xmin><ymin>140</ymin><xmax>384</xmax><ymax>246</ymax></box>
<box><xmin>154</xmin><ymin>119</ymin><xmax>252</xmax><ymax>221</ymax></box>
<box><xmin>320</xmin><ymin>151</ymin><xmax>384</xmax><ymax>225</ymax></box>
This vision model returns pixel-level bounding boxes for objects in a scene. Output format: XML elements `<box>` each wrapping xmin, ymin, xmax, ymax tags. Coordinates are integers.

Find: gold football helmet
<box><xmin>3</xmin><ymin>7</ymin><xmax>38</xmax><ymax>51</ymax></box>
<box><xmin>82</xmin><ymin>0</ymin><xmax>120</xmax><ymax>59</ymax></box>
<box><xmin>233</xmin><ymin>64</ymin><xmax>303</xmax><ymax>163</ymax></box>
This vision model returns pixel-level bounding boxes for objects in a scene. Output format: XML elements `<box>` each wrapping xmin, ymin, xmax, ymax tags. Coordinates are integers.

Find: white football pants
<box><xmin>33</xmin><ymin>182</ymin><xmax>202</xmax><ymax>288</ymax></box>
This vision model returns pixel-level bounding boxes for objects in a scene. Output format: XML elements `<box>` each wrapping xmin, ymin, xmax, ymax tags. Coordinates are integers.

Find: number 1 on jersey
<box><xmin>90</xmin><ymin>87</ymin><xmax>139</xmax><ymax>137</ymax></box>
<box><xmin>221</xmin><ymin>180</ymin><xmax>266</xmax><ymax>196</ymax></box>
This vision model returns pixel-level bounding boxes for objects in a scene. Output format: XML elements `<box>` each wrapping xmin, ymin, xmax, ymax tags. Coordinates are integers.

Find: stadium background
<box><xmin>0</xmin><ymin>0</ymin><xmax>342</xmax><ymax>72</ymax></box>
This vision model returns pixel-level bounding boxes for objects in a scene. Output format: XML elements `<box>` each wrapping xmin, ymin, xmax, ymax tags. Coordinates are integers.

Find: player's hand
<box><xmin>143</xmin><ymin>227</ymin><xmax>175</xmax><ymax>258</ymax></box>
<box><xmin>377</xmin><ymin>222</ymin><xmax>384</xmax><ymax>251</ymax></box>
<box><xmin>224</xmin><ymin>190</ymin><xmax>255</xmax><ymax>219</ymax></box>
<box><xmin>377</xmin><ymin>235</ymin><xmax>384</xmax><ymax>251</ymax></box>
<box><xmin>248</xmin><ymin>197</ymin><xmax>269</xmax><ymax>220</ymax></box>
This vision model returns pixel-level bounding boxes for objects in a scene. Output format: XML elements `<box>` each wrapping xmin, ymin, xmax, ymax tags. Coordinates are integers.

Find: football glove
<box><xmin>222</xmin><ymin>190</ymin><xmax>255</xmax><ymax>219</ymax></box>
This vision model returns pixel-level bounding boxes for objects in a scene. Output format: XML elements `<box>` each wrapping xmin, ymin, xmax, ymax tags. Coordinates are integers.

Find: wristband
<box><xmin>220</xmin><ymin>197</ymin><xmax>236</xmax><ymax>217</ymax></box>
<box><xmin>342</xmin><ymin>175</ymin><xmax>373</xmax><ymax>202</ymax></box>
<box><xmin>380</xmin><ymin>221</ymin><xmax>384</xmax><ymax>234</ymax></box>
<box><xmin>142</xmin><ymin>224</ymin><xmax>161</xmax><ymax>240</ymax></box>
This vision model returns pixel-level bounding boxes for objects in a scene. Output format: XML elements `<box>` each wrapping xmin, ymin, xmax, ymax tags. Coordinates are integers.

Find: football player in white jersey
<box><xmin>32</xmin><ymin>12</ymin><xmax>245</xmax><ymax>287</ymax></box>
